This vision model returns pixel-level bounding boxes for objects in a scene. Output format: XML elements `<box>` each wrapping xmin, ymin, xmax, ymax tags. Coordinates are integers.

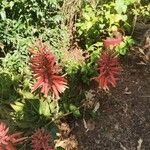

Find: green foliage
<box><xmin>0</xmin><ymin>0</ymin><xmax>70</xmax><ymax>136</ymax></box>
<box><xmin>76</xmin><ymin>1</ymin><xmax>129</xmax><ymax>48</ymax></box>
<box><xmin>64</xmin><ymin>58</ymin><xmax>82</xmax><ymax>75</ymax></box>
<box><xmin>39</xmin><ymin>99</ymin><xmax>59</xmax><ymax>118</ymax></box>
<box><xmin>115</xmin><ymin>36</ymin><xmax>135</xmax><ymax>55</ymax></box>
<box><xmin>60</xmin><ymin>78</ymin><xmax>85</xmax><ymax>118</ymax></box>
<box><xmin>0</xmin><ymin>72</ymin><xmax>18</xmax><ymax>100</ymax></box>
<box><xmin>0</xmin><ymin>0</ymin><xmax>69</xmax><ymax>58</ymax></box>
<box><xmin>131</xmin><ymin>3</ymin><xmax>150</xmax><ymax>17</ymax></box>
<box><xmin>80</xmin><ymin>42</ymin><xmax>103</xmax><ymax>83</ymax></box>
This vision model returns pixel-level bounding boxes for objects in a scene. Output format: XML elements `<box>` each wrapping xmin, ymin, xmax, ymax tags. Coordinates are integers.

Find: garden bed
<box><xmin>0</xmin><ymin>0</ymin><xmax>150</xmax><ymax>150</ymax></box>
<box><xmin>69</xmin><ymin>56</ymin><xmax>150</xmax><ymax>150</ymax></box>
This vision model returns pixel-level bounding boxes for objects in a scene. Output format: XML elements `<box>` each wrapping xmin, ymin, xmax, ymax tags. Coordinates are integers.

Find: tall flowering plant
<box><xmin>0</xmin><ymin>122</ymin><xmax>27</xmax><ymax>150</ymax></box>
<box><xmin>94</xmin><ymin>51</ymin><xmax>122</xmax><ymax>91</ymax></box>
<box><xmin>30</xmin><ymin>40</ymin><xmax>68</xmax><ymax>100</ymax></box>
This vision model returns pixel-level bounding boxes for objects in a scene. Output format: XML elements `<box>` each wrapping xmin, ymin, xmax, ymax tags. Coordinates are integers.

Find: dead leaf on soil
<box><xmin>120</xmin><ymin>143</ymin><xmax>127</xmax><ymax>150</ymax></box>
<box><xmin>138</xmin><ymin>47</ymin><xmax>145</xmax><ymax>55</ymax></box>
<box><xmin>57</xmin><ymin>122</ymin><xmax>71</xmax><ymax>138</ymax></box>
<box><xmin>83</xmin><ymin>118</ymin><xmax>95</xmax><ymax>132</ymax></box>
<box><xmin>82</xmin><ymin>90</ymin><xmax>97</xmax><ymax>109</ymax></box>
<box><xmin>93</xmin><ymin>102</ymin><xmax>100</xmax><ymax>113</ymax></box>
<box><xmin>55</xmin><ymin>135</ymin><xmax>78</xmax><ymax>150</ymax></box>
<box><xmin>137</xmin><ymin>138</ymin><xmax>143</xmax><ymax>150</ymax></box>
<box><xmin>136</xmin><ymin>61</ymin><xmax>147</xmax><ymax>65</ymax></box>
<box><xmin>124</xmin><ymin>87</ymin><xmax>132</xmax><ymax>95</ymax></box>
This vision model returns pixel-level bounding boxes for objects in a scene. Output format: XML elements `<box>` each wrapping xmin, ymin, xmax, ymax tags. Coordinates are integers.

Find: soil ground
<box><xmin>69</xmin><ymin>56</ymin><xmax>150</xmax><ymax>150</ymax></box>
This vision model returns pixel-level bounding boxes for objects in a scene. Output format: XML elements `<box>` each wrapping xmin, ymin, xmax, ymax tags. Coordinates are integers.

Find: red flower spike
<box><xmin>0</xmin><ymin>122</ymin><xmax>27</xmax><ymax>150</ymax></box>
<box><xmin>94</xmin><ymin>51</ymin><xmax>122</xmax><ymax>91</ymax></box>
<box><xmin>103</xmin><ymin>37</ymin><xmax>123</xmax><ymax>48</ymax></box>
<box><xmin>31</xmin><ymin>128</ymin><xmax>54</xmax><ymax>150</ymax></box>
<box><xmin>30</xmin><ymin>40</ymin><xmax>68</xmax><ymax>99</ymax></box>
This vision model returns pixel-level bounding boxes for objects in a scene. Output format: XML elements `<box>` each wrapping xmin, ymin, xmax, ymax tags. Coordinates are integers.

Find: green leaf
<box><xmin>57</xmin><ymin>147</ymin><xmax>65</xmax><ymax>150</ymax></box>
<box><xmin>69</xmin><ymin>104</ymin><xmax>81</xmax><ymax>117</ymax></box>
<box><xmin>115</xmin><ymin>0</ymin><xmax>127</xmax><ymax>14</ymax></box>
<box><xmin>11</xmin><ymin>102</ymin><xmax>24</xmax><ymax>112</ymax></box>
<box><xmin>83</xmin><ymin>13</ymin><xmax>91</xmax><ymax>21</ymax></box>
<box><xmin>9</xmin><ymin>1</ymin><xmax>14</xmax><ymax>9</ymax></box>
<box><xmin>124</xmin><ymin>0</ymin><xmax>139</xmax><ymax>5</ymax></box>
<box><xmin>0</xmin><ymin>10</ymin><xmax>6</xmax><ymax>20</ymax></box>
<box><xmin>22</xmin><ymin>92</ymin><xmax>34</xmax><ymax>99</ymax></box>
<box><xmin>86</xmin><ymin>21</ymin><xmax>93</xmax><ymax>31</ymax></box>
<box><xmin>39</xmin><ymin>101</ymin><xmax>51</xmax><ymax>117</ymax></box>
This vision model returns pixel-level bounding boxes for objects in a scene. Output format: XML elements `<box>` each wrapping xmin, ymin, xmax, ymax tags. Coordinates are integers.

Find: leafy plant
<box><xmin>131</xmin><ymin>2</ymin><xmax>150</xmax><ymax>17</ymax></box>
<box><xmin>80</xmin><ymin>42</ymin><xmax>103</xmax><ymax>84</ymax></box>
<box><xmin>115</xmin><ymin>36</ymin><xmax>135</xmax><ymax>55</ymax></box>
<box><xmin>62</xmin><ymin>48</ymin><xmax>85</xmax><ymax>76</ymax></box>
<box><xmin>0</xmin><ymin>0</ymin><xmax>69</xmax><ymax>62</ymax></box>
<box><xmin>76</xmin><ymin>0</ymin><xmax>129</xmax><ymax>48</ymax></box>
<box><xmin>0</xmin><ymin>1</ymin><xmax>70</xmax><ymax>148</ymax></box>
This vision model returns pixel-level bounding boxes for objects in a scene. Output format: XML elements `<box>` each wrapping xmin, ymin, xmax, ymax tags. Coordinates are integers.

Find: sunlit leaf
<box><xmin>11</xmin><ymin>102</ymin><xmax>24</xmax><ymax>112</ymax></box>
<box><xmin>69</xmin><ymin>104</ymin><xmax>81</xmax><ymax>117</ymax></box>
<box><xmin>39</xmin><ymin>100</ymin><xmax>51</xmax><ymax>117</ymax></box>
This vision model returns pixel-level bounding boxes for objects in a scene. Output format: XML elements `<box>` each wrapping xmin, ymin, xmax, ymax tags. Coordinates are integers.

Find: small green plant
<box><xmin>0</xmin><ymin>0</ymin><xmax>69</xmax><ymax>58</ymax></box>
<box><xmin>62</xmin><ymin>49</ymin><xmax>85</xmax><ymax>75</ymax></box>
<box><xmin>115</xmin><ymin>36</ymin><xmax>135</xmax><ymax>55</ymax></box>
<box><xmin>80</xmin><ymin>42</ymin><xmax>103</xmax><ymax>84</ymax></box>
<box><xmin>131</xmin><ymin>3</ymin><xmax>150</xmax><ymax>17</ymax></box>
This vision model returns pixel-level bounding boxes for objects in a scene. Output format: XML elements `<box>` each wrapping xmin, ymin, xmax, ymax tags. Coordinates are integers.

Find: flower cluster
<box><xmin>0</xmin><ymin>122</ymin><xmax>27</xmax><ymax>150</ymax></box>
<box><xmin>31</xmin><ymin>128</ymin><xmax>54</xmax><ymax>150</ymax></box>
<box><xmin>94</xmin><ymin>51</ymin><xmax>122</xmax><ymax>91</ymax></box>
<box><xmin>30</xmin><ymin>40</ymin><xmax>68</xmax><ymax>99</ymax></box>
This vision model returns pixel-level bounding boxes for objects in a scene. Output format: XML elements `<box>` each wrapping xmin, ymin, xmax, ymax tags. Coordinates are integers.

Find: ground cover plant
<box><xmin>0</xmin><ymin>0</ymin><xmax>150</xmax><ymax>149</ymax></box>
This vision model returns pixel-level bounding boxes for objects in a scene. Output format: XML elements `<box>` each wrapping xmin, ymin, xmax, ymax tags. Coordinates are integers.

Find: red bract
<box><xmin>103</xmin><ymin>37</ymin><xmax>123</xmax><ymax>48</ymax></box>
<box><xmin>0</xmin><ymin>122</ymin><xmax>27</xmax><ymax>150</ymax></box>
<box><xmin>30</xmin><ymin>40</ymin><xmax>68</xmax><ymax>99</ymax></box>
<box><xmin>94</xmin><ymin>51</ymin><xmax>122</xmax><ymax>91</ymax></box>
<box><xmin>31</xmin><ymin>128</ymin><xmax>54</xmax><ymax>150</ymax></box>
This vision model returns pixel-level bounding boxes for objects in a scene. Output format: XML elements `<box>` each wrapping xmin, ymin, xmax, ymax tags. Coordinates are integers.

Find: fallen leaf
<box><xmin>137</xmin><ymin>138</ymin><xmax>143</xmax><ymax>150</ymax></box>
<box><xmin>93</xmin><ymin>102</ymin><xmax>100</xmax><ymax>112</ymax></box>
<box><xmin>83</xmin><ymin>119</ymin><xmax>95</xmax><ymax>132</ymax></box>
<box><xmin>124</xmin><ymin>87</ymin><xmax>132</xmax><ymax>95</ymax></box>
<box><xmin>55</xmin><ymin>135</ymin><xmax>78</xmax><ymax>150</ymax></box>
